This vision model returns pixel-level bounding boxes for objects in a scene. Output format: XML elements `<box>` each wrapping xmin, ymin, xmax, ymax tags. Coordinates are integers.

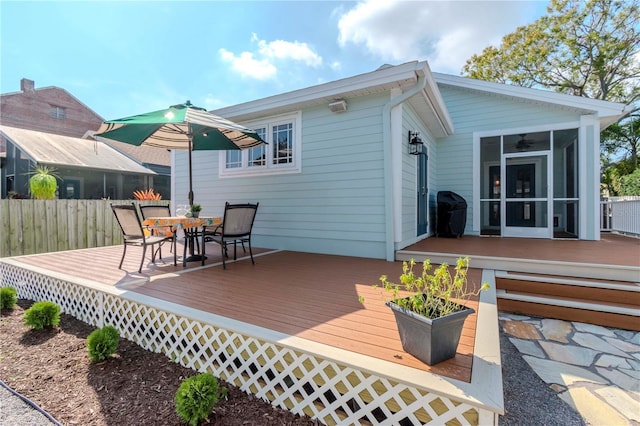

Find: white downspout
<box><xmin>382</xmin><ymin>72</ymin><xmax>427</xmax><ymax>261</ymax></box>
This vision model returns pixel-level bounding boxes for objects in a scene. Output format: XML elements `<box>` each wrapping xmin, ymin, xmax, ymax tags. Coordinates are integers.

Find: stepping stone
<box><xmin>540</xmin><ymin>319</ymin><xmax>573</xmax><ymax>343</ymax></box>
<box><xmin>604</xmin><ymin>336</ymin><xmax>640</xmax><ymax>354</ymax></box>
<box><xmin>503</xmin><ymin>320</ymin><xmax>541</xmax><ymax>340</ymax></box>
<box><xmin>596</xmin><ymin>367</ymin><xmax>640</xmax><ymax>392</ymax></box>
<box><xmin>523</xmin><ymin>355</ymin><xmax>606</xmax><ymax>387</ymax></box>
<box><xmin>559</xmin><ymin>387</ymin><xmax>631</xmax><ymax>426</ymax></box>
<box><xmin>572</xmin><ymin>333</ymin><xmax>630</xmax><ymax>358</ymax></box>
<box><xmin>540</xmin><ymin>341</ymin><xmax>597</xmax><ymax>367</ymax></box>
<box><xmin>573</xmin><ymin>322</ymin><xmax>616</xmax><ymax>337</ymax></box>
<box><xmin>509</xmin><ymin>337</ymin><xmax>545</xmax><ymax>358</ymax></box>
<box><xmin>595</xmin><ymin>386</ymin><xmax>640</xmax><ymax>422</ymax></box>
<box><xmin>595</xmin><ymin>354</ymin><xmax>632</xmax><ymax>369</ymax></box>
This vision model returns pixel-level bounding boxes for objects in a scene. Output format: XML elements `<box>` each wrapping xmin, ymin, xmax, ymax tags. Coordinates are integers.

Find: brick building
<box><xmin>0</xmin><ymin>78</ymin><xmax>104</xmax><ymax>137</ymax></box>
<box><xmin>0</xmin><ymin>78</ymin><xmax>171</xmax><ymax>199</ymax></box>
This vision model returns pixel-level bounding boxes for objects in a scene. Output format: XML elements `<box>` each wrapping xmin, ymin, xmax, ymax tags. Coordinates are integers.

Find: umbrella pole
<box><xmin>188</xmin><ymin>133</ymin><xmax>194</xmax><ymax>206</ymax></box>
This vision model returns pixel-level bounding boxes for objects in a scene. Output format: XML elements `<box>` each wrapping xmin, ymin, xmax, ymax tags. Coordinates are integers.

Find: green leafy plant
<box><xmin>87</xmin><ymin>325</ymin><xmax>120</xmax><ymax>362</ymax></box>
<box><xmin>23</xmin><ymin>301</ymin><xmax>61</xmax><ymax>330</ymax></box>
<box><xmin>29</xmin><ymin>166</ymin><xmax>59</xmax><ymax>200</ymax></box>
<box><xmin>0</xmin><ymin>287</ymin><xmax>18</xmax><ymax>310</ymax></box>
<box><xmin>189</xmin><ymin>204</ymin><xmax>202</xmax><ymax>213</ymax></box>
<box><xmin>360</xmin><ymin>257</ymin><xmax>489</xmax><ymax>319</ymax></box>
<box><xmin>175</xmin><ymin>373</ymin><xmax>227</xmax><ymax>426</ymax></box>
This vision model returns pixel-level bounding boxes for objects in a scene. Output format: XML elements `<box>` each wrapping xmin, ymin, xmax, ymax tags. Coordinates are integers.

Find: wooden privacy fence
<box><xmin>0</xmin><ymin>199</ymin><xmax>170</xmax><ymax>258</ymax></box>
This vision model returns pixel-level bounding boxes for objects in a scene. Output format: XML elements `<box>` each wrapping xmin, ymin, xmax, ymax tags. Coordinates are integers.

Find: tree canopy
<box><xmin>462</xmin><ymin>0</ymin><xmax>640</xmax><ymax>195</ymax></box>
<box><xmin>462</xmin><ymin>0</ymin><xmax>640</xmax><ymax>104</ymax></box>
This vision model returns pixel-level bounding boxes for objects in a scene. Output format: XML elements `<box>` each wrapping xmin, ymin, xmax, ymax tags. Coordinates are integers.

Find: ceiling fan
<box><xmin>516</xmin><ymin>134</ymin><xmax>534</xmax><ymax>151</ymax></box>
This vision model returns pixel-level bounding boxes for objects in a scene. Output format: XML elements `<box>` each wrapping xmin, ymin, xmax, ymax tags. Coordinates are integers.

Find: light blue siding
<box><xmin>178</xmin><ymin>93</ymin><xmax>389</xmax><ymax>258</ymax></box>
<box><xmin>400</xmin><ymin>104</ymin><xmax>436</xmax><ymax>246</ymax></box>
<box><xmin>435</xmin><ymin>85</ymin><xmax>585</xmax><ymax>234</ymax></box>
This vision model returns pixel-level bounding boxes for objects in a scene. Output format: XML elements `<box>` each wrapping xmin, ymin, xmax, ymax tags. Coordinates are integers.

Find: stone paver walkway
<box><xmin>500</xmin><ymin>313</ymin><xmax>640</xmax><ymax>426</ymax></box>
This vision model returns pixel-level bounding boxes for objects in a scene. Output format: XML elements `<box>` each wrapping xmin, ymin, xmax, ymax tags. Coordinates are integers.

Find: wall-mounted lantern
<box><xmin>408</xmin><ymin>131</ymin><xmax>424</xmax><ymax>155</ymax></box>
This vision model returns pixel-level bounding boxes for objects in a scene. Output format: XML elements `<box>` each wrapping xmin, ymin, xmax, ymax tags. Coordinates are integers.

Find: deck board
<box><xmin>10</xmin><ymin>245</ymin><xmax>482</xmax><ymax>381</ymax></box>
<box><xmin>404</xmin><ymin>233</ymin><xmax>640</xmax><ymax>267</ymax></box>
<box><xmin>10</xmin><ymin>234</ymin><xmax>635</xmax><ymax>385</ymax></box>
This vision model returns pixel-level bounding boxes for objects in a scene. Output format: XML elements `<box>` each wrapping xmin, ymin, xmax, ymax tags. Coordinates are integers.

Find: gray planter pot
<box><xmin>386</xmin><ymin>298</ymin><xmax>474</xmax><ymax>365</ymax></box>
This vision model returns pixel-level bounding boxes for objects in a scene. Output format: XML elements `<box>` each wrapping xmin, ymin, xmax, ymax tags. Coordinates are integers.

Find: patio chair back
<box><xmin>222</xmin><ymin>203</ymin><xmax>259</xmax><ymax>238</ymax></box>
<box><xmin>139</xmin><ymin>204</ymin><xmax>172</xmax><ymax>220</ymax></box>
<box><xmin>112</xmin><ymin>204</ymin><xmax>145</xmax><ymax>239</ymax></box>
<box><xmin>203</xmin><ymin>202</ymin><xmax>259</xmax><ymax>269</ymax></box>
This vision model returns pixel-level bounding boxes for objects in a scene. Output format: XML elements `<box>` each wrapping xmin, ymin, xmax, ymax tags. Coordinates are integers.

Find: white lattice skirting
<box><xmin>1</xmin><ymin>260</ymin><xmax>503</xmax><ymax>425</ymax></box>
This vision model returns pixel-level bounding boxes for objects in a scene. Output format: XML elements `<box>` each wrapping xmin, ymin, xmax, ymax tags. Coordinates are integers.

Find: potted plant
<box><xmin>29</xmin><ymin>165</ymin><xmax>58</xmax><ymax>200</ymax></box>
<box><xmin>361</xmin><ymin>257</ymin><xmax>489</xmax><ymax>365</ymax></box>
<box><xmin>189</xmin><ymin>204</ymin><xmax>202</xmax><ymax>218</ymax></box>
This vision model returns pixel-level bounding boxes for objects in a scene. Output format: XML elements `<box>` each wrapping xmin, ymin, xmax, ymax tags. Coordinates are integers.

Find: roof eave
<box><xmin>433</xmin><ymin>72</ymin><xmax>630</xmax><ymax>127</ymax></box>
<box><xmin>213</xmin><ymin>61</ymin><xmax>427</xmax><ymax>121</ymax></box>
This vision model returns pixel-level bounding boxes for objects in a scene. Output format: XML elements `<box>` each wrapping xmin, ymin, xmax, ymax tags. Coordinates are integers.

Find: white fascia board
<box><xmin>214</xmin><ymin>61</ymin><xmax>426</xmax><ymax>119</ymax></box>
<box><xmin>433</xmin><ymin>72</ymin><xmax>630</xmax><ymax>124</ymax></box>
<box><xmin>420</xmin><ymin>62</ymin><xmax>454</xmax><ymax>135</ymax></box>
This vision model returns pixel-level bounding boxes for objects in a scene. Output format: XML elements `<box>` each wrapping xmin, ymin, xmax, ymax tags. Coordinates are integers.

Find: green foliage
<box><xmin>190</xmin><ymin>204</ymin><xmax>202</xmax><ymax>213</ymax></box>
<box><xmin>0</xmin><ymin>287</ymin><xmax>18</xmax><ymax>310</ymax></box>
<box><xmin>617</xmin><ymin>168</ymin><xmax>640</xmax><ymax>195</ymax></box>
<box><xmin>87</xmin><ymin>326</ymin><xmax>120</xmax><ymax>362</ymax></box>
<box><xmin>29</xmin><ymin>166</ymin><xmax>59</xmax><ymax>200</ymax></box>
<box><xmin>463</xmin><ymin>0</ymin><xmax>640</xmax><ymax>104</ymax></box>
<box><xmin>360</xmin><ymin>257</ymin><xmax>489</xmax><ymax>319</ymax></box>
<box><xmin>603</xmin><ymin>160</ymin><xmax>640</xmax><ymax>196</ymax></box>
<box><xmin>175</xmin><ymin>373</ymin><xmax>227</xmax><ymax>426</ymax></box>
<box><xmin>601</xmin><ymin>115</ymin><xmax>639</xmax><ymax>170</ymax></box>
<box><xmin>23</xmin><ymin>301</ymin><xmax>61</xmax><ymax>330</ymax></box>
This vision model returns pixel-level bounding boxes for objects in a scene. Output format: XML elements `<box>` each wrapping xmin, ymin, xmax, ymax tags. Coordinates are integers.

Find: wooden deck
<box><xmin>8</xmin><ymin>244</ymin><xmax>482</xmax><ymax>382</ymax></box>
<box><xmin>7</xmin><ymin>235</ymin><xmax>636</xmax><ymax>423</ymax></box>
<box><xmin>403</xmin><ymin>232</ymin><xmax>640</xmax><ymax>267</ymax></box>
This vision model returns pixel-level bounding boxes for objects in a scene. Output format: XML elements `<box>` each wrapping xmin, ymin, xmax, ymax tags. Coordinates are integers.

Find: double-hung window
<box><xmin>220</xmin><ymin>112</ymin><xmax>301</xmax><ymax>177</ymax></box>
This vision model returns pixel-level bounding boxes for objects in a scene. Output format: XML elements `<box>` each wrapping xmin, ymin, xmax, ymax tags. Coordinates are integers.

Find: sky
<box><xmin>1</xmin><ymin>1</ymin><xmax>549</xmax><ymax>121</ymax></box>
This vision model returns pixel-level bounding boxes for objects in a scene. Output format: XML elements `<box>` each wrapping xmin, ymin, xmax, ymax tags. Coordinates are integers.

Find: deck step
<box><xmin>496</xmin><ymin>272</ymin><xmax>640</xmax><ymax>331</ymax></box>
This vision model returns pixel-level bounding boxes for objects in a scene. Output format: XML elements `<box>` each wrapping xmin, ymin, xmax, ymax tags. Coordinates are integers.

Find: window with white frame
<box><xmin>220</xmin><ymin>112</ymin><xmax>301</xmax><ymax>176</ymax></box>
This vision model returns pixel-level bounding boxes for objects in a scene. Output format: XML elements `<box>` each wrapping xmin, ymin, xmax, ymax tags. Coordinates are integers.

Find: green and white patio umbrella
<box><xmin>94</xmin><ymin>101</ymin><xmax>266</xmax><ymax>205</ymax></box>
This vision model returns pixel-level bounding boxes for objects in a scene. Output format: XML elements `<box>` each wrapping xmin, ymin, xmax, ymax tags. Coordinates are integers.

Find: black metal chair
<box><xmin>202</xmin><ymin>202</ymin><xmax>258</xmax><ymax>269</ymax></box>
<box><xmin>111</xmin><ymin>203</ymin><xmax>175</xmax><ymax>273</ymax></box>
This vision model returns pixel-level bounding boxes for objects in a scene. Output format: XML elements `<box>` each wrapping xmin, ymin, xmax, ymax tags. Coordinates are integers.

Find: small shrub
<box><xmin>23</xmin><ymin>301</ymin><xmax>61</xmax><ymax>330</ymax></box>
<box><xmin>175</xmin><ymin>373</ymin><xmax>227</xmax><ymax>426</ymax></box>
<box><xmin>0</xmin><ymin>287</ymin><xmax>18</xmax><ymax>310</ymax></box>
<box><xmin>87</xmin><ymin>326</ymin><xmax>120</xmax><ymax>362</ymax></box>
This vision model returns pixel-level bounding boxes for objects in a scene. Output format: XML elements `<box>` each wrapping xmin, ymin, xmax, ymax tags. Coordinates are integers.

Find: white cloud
<box><xmin>255</xmin><ymin>34</ymin><xmax>323</xmax><ymax>67</ymax></box>
<box><xmin>337</xmin><ymin>0</ymin><xmax>543</xmax><ymax>74</ymax></box>
<box><xmin>219</xmin><ymin>48</ymin><xmax>277</xmax><ymax>80</ymax></box>
<box><xmin>219</xmin><ymin>34</ymin><xmax>323</xmax><ymax>80</ymax></box>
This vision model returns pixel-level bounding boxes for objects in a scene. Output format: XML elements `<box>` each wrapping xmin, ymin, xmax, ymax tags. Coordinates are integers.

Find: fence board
<box><xmin>0</xmin><ymin>201</ymin><xmax>9</xmax><ymax>256</ymax></box>
<box><xmin>45</xmin><ymin>201</ymin><xmax>58</xmax><ymax>253</ymax></box>
<box><xmin>0</xmin><ymin>199</ymin><xmax>170</xmax><ymax>257</ymax></box>
<box><xmin>34</xmin><ymin>201</ymin><xmax>48</xmax><ymax>255</ymax></box>
<box><xmin>87</xmin><ymin>201</ymin><xmax>97</xmax><ymax>248</ymax></box>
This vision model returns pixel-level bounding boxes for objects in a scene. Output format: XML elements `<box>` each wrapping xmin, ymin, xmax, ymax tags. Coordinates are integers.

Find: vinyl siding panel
<box><xmin>435</xmin><ymin>85</ymin><xmax>584</xmax><ymax>234</ymax></box>
<box><xmin>177</xmin><ymin>93</ymin><xmax>388</xmax><ymax>258</ymax></box>
<box><xmin>400</xmin><ymin>104</ymin><xmax>435</xmax><ymax>246</ymax></box>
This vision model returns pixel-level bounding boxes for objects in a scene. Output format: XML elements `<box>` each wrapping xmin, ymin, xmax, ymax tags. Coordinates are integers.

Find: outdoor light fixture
<box><xmin>409</xmin><ymin>131</ymin><xmax>424</xmax><ymax>155</ymax></box>
<box><xmin>328</xmin><ymin>99</ymin><xmax>347</xmax><ymax>113</ymax></box>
